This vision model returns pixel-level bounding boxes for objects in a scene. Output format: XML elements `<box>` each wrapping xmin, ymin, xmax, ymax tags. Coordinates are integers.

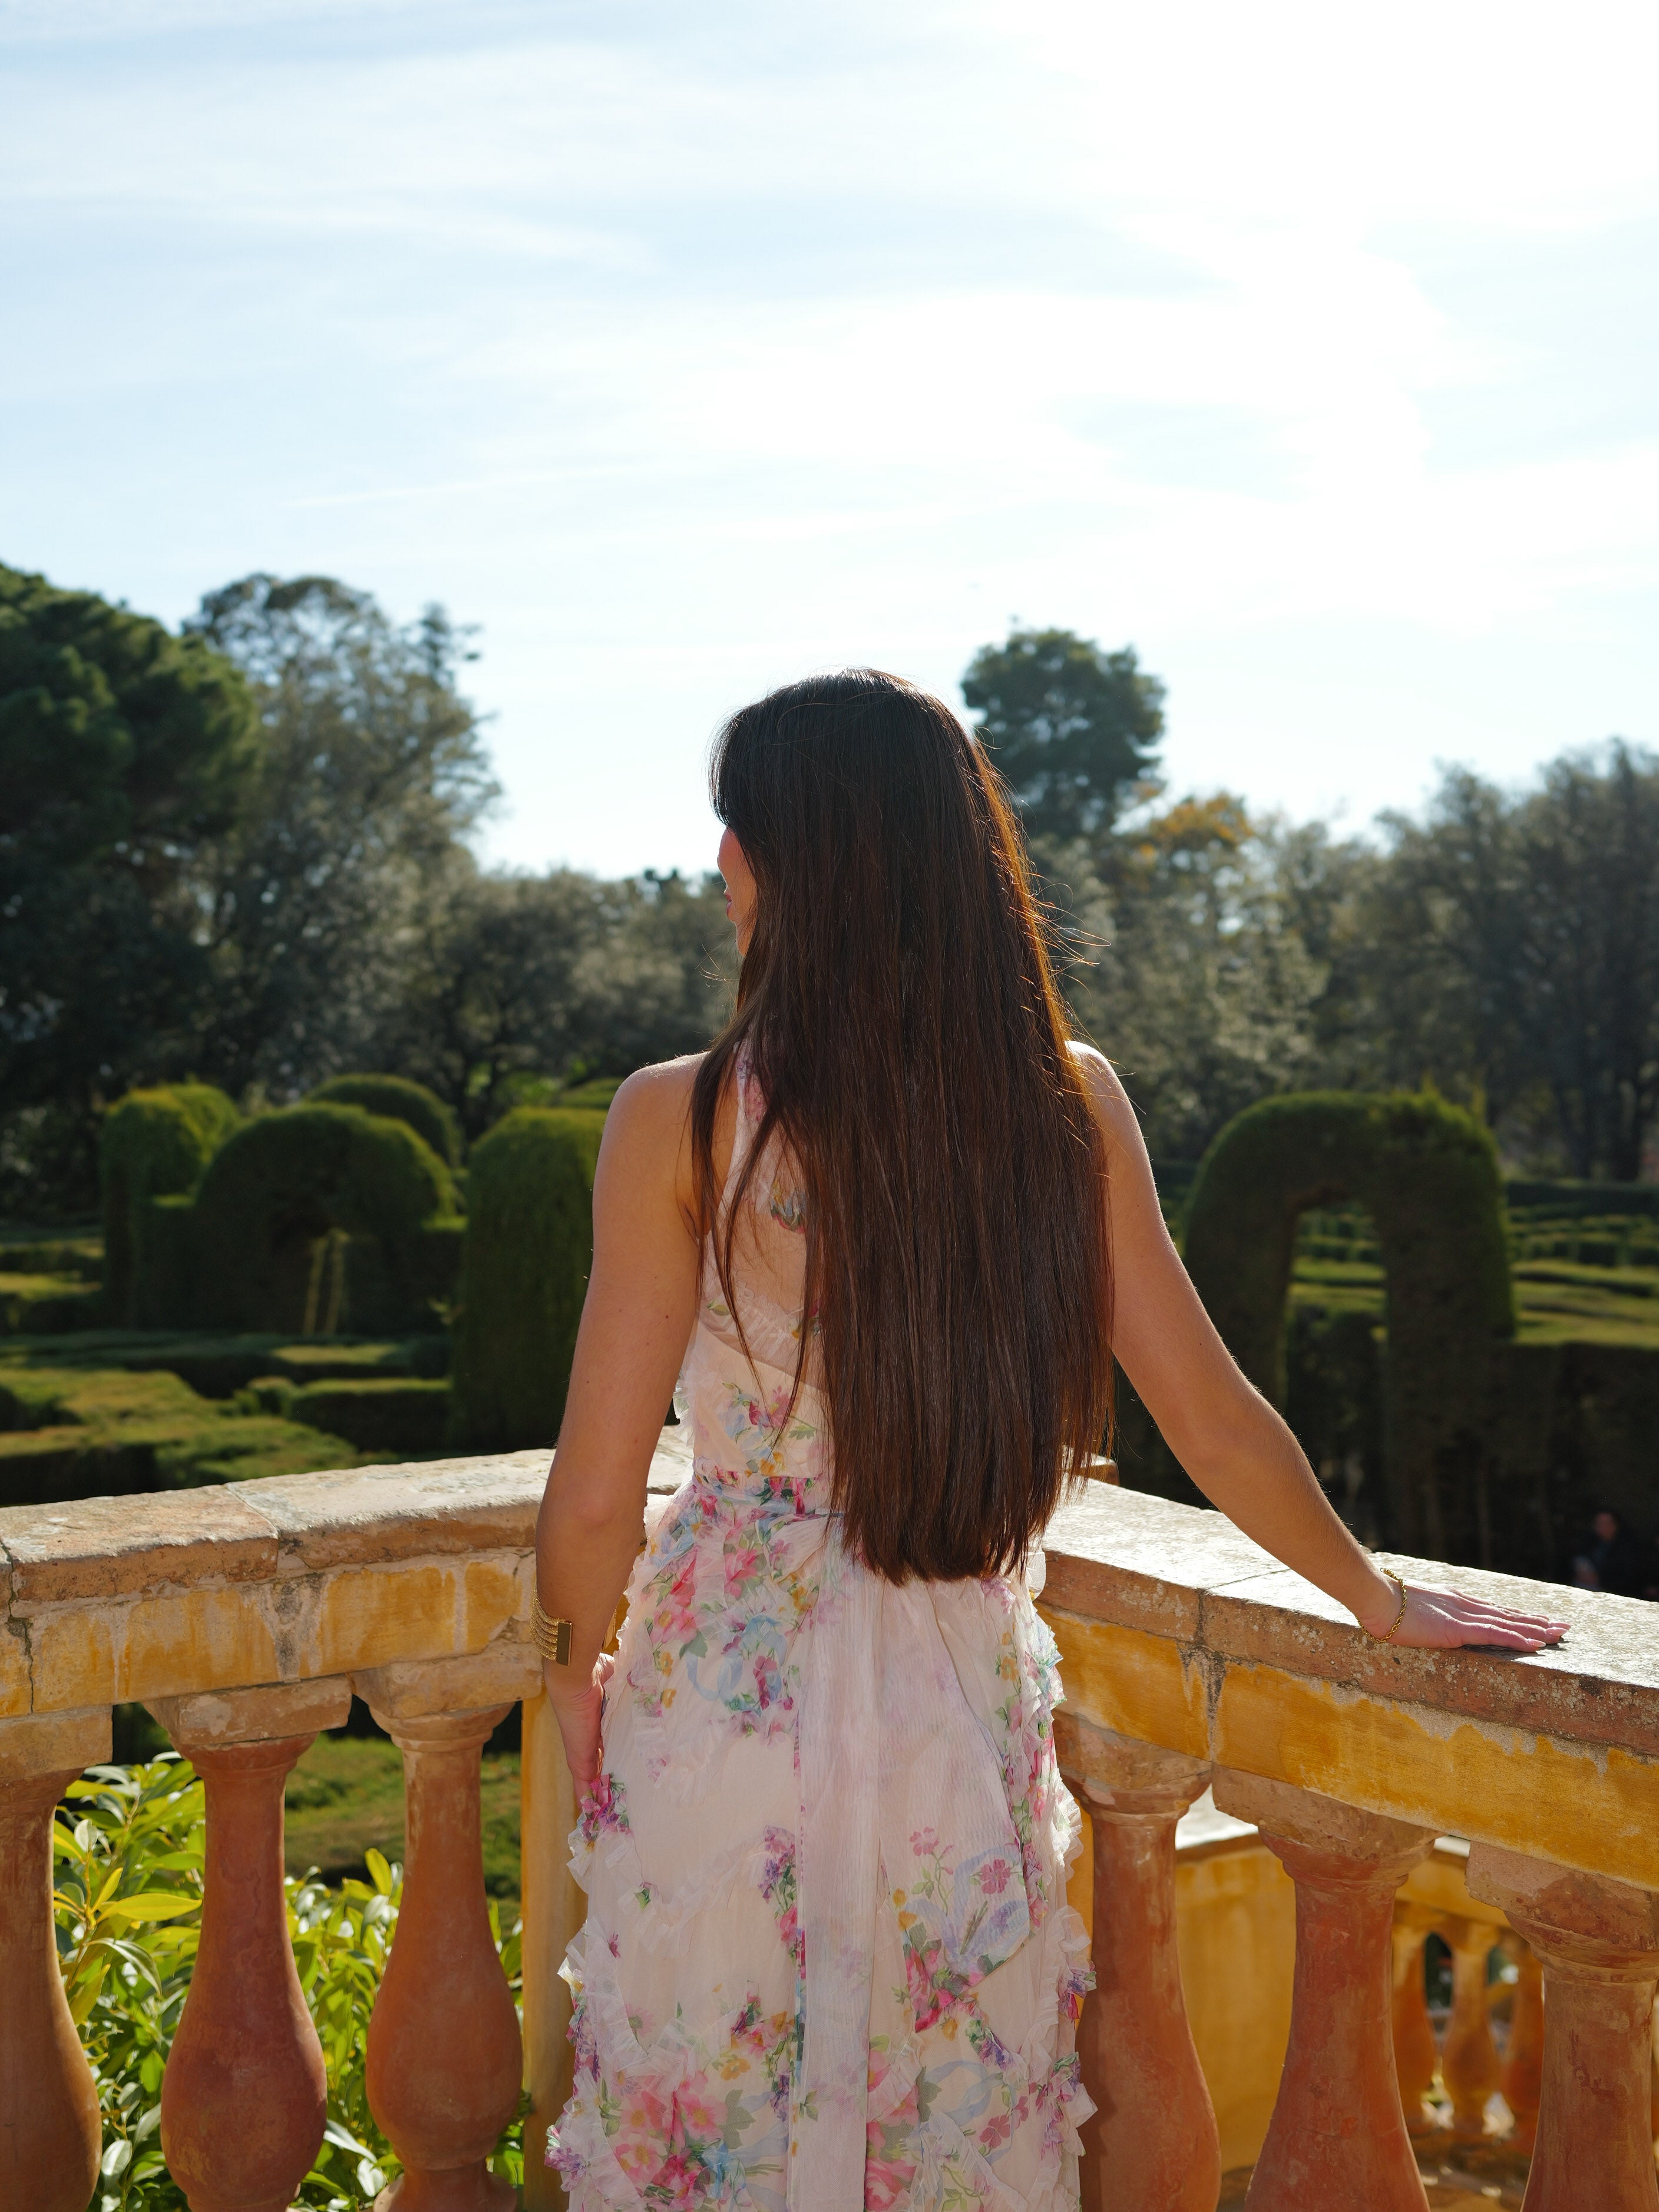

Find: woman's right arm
<box><xmin>1070</xmin><ymin>1044</ymin><xmax>1567</xmax><ymax>1654</ymax></box>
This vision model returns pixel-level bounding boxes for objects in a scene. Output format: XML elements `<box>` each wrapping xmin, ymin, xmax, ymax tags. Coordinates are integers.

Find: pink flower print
<box><xmin>901</xmin><ymin>1930</ymin><xmax>969</xmax><ymax>2031</ymax></box>
<box><xmin>752</xmin><ymin>1649</ymin><xmax>782</xmax><ymax>1710</ymax></box>
<box><xmin>976</xmin><ymin>1857</ymin><xmax>1013</xmax><ymax>1896</ymax></box>
<box><xmin>610</xmin><ymin>2086</ymin><xmax>671</xmax><ymax>2183</ymax></box>
<box><xmin>909</xmin><ymin>1827</ymin><xmax>939</xmax><ymax>1859</ymax></box>
<box><xmin>978</xmin><ymin>2105</ymin><xmax>1013</xmax><ymax>2153</ymax></box>
<box><xmin>652</xmin><ymin>2151</ymin><xmax>709</xmax><ymax>2210</ymax></box>
<box><xmin>724</xmin><ymin>1539</ymin><xmax>763</xmax><ymax>1598</ymax></box>
<box><xmin>661</xmin><ymin>1559</ymin><xmax>699</xmax><ymax>1645</ymax></box>
<box><xmin>577</xmin><ymin>1769</ymin><xmax>629</xmax><ymax>1844</ymax></box>
<box><xmin>864</xmin><ymin>2061</ymin><xmax>920</xmax><ymax>2211</ymax></box>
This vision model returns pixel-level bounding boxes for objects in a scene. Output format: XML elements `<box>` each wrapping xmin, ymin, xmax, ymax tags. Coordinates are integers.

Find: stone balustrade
<box><xmin>1042</xmin><ymin>1481</ymin><xmax>1659</xmax><ymax>2210</ymax></box>
<box><xmin>2</xmin><ymin>1435</ymin><xmax>1655</xmax><ymax>2210</ymax></box>
<box><xmin>0</xmin><ymin>1427</ymin><xmax>691</xmax><ymax>2212</ymax></box>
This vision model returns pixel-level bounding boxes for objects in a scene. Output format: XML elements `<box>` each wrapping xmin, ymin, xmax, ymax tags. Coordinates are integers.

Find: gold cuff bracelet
<box><xmin>533</xmin><ymin>1600</ymin><xmax>573</xmax><ymax>1667</ymax></box>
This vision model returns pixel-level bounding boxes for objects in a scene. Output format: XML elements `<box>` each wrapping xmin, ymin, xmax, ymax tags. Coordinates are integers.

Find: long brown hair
<box><xmin>690</xmin><ymin>669</ymin><xmax>1113</xmax><ymax>1582</ymax></box>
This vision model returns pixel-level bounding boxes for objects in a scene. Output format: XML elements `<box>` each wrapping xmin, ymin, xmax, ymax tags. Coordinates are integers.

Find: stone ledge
<box><xmin>0</xmin><ymin>1429</ymin><xmax>693</xmax><ymax>1718</ymax></box>
<box><xmin>0</xmin><ymin>1431</ymin><xmax>693</xmax><ymax>1605</ymax></box>
<box><xmin>1043</xmin><ymin>1483</ymin><xmax>1659</xmax><ymax>1758</ymax></box>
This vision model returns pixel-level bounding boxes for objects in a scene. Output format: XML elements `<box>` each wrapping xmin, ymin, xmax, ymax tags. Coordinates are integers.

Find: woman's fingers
<box><xmin>1387</xmin><ymin>1585</ymin><xmax>1569</xmax><ymax>1651</ymax></box>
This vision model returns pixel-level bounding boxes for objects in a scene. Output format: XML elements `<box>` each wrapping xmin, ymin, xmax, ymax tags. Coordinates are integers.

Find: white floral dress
<box><xmin>548</xmin><ymin>1063</ymin><xmax>1093</xmax><ymax>2211</ymax></box>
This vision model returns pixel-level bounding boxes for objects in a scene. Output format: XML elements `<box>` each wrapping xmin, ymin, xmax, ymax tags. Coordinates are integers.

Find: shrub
<box><xmin>448</xmin><ymin>1108</ymin><xmax>605</xmax><ymax>1451</ymax></box>
<box><xmin>100</xmin><ymin>1088</ymin><xmax>240</xmax><ymax>1327</ymax></box>
<box><xmin>54</xmin><ymin>1754</ymin><xmax>525</xmax><ymax>2208</ymax></box>
<box><xmin>308</xmin><ymin>1077</ymin><xmax>463</xmax><ymax>1171</ymax></box>
<box><xmin>1183</xmin><ymin>1092</ymin><xmax>1513</xmax><ymax>1561</ymax></box>
<box><xmin>248</xmin><ymin>1377</ymin><xmax>451</xmax><ymax>1459</ymax></box>
<box><xmin>191</xmin><ymin>1107</ymin><xmax>462</xmax><ymax>1337</ymax></box>
<box><xmin>0</xmin><ymin>1361</ymin><xmax>363</xmax><ymax>1504</ymax></box>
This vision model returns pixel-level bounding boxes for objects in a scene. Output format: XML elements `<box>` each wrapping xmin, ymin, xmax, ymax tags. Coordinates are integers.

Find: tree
<box><xmin>381</xmin><ymin>865</ymin><xmax>734</xmax><ymax>1137</ymax></box>
<box><xmin>1034</xmin><ymin>797</ymin><xmax>1326</xmax><ymax>1162</ymax></box>
<box><xmin>184</xmin><ymin>574</ymin><xmax>498</xmax><ymax>1099</ymax></box>
<box><xmin>1513</xmin><ymin>745</ymin><xmax>1659</xmax><ymax>1179</ymax></box>
<box><xmin>961</xmin><ymin>626</ymin><xmax>1164</xmax><ymax>839</ymax></box>
<box><xmin>0</xmin><ymin>561</ymin><xmax>257</xmax><ymax>1188</ymax></box>
<box><xmin>1373</xmin><ymin>746</ymin><xmax>1659</xmax><ymax>1179</ymax></box>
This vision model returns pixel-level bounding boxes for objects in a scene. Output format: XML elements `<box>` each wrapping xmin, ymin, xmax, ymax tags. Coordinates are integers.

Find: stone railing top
<box><xmin>1042</xmin><ymin>1483</ymin><xmax>1659</xmax><ymax>1759</ymax></box>
<box><xmin>0</xmin><ymin>1426</ymin><xmax>694</xmax><ymax>1606</ymax></box>
<box><xmin>0</xmin><ymin>1427</ymin><xmax>693</xmax><ymax>1724</ymax></box>
<box><xmin>1042</xmin><ymin>1483</ymin><xmax>1659</xmax><ymax>1889</ymax></box>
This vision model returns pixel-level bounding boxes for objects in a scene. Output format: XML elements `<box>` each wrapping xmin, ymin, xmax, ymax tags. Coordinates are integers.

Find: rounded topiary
<box><xmin>308</xmin><ymin>1075</ymin><xmax>462</xmax><ymax>1169</ymax></box>
<box><xmin>448</xmin><ymin>1108</ymin><xmax>607</xmax><ymax>1452</ymax></box>
<box><xmin>100</xmin><ymin>1085</ymin><xmax>242</xmax><ymax>1326</ymax></box>
<box><xmin>191</xmin><ymin>1105</ymin><xmax>464</xmax><ymax>1337</ymax></box>
<box><xmin>1182</xmin><ymin>1092</ymin><xmax>1514</xmax><ymax>1562</ymax></box>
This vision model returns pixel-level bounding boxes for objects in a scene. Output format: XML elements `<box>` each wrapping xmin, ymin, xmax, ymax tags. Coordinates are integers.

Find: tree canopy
<box><xmin>5</xmin><ymin>563</ymin><xmax>1658</xmax><ymax>1214</ymax></box>
<box><xmin>0</xmin><ymin>562</ymin><xmax>257</xmax><ymax>1128</ymax></box>
<box><xmin>961</xmin><ymin>625</ymin><xmax>1164</xmax><ymax>838</ymax></box>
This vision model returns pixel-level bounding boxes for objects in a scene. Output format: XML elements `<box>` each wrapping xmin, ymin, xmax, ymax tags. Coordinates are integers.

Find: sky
<box><xmin>3</xmin><ymin>0</ymin><xmax>1657</xmax><ymax>877</ymax></box>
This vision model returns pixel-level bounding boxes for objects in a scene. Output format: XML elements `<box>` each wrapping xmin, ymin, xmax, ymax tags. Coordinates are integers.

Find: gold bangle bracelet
<box><xmin>533</xmin><ymin>1600</ymin><xmax>573</xmax><ymax>1667</ymax></box>
<box><xmin>1365</xmin><ymin>1570</ymin><xmax>1410</xmax><ymax>1645</ymax></box>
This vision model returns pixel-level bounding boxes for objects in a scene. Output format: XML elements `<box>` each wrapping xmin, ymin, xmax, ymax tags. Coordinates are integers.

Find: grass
<box><xmin>0</xmin><ymin>1346</ymin><xmax>370</xmax><ymax>1500</ymax></box>
<box><xmin>1291</xmin><ymin>1237</ymin><xmax>1659</xmax><ymax>1349</ymax></box>
<box><xmin>0</xmin><ymin>1328</ymin><xmax>455</xmax><ymax>1504</ymax></box>
<box><xmin>283</xmin><ymin>1734</ymin><xmax>525</xmax><ymax>1909</ymax></box>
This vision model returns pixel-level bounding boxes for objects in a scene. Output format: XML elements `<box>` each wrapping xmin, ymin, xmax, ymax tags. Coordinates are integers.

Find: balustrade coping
<box><xmin>2</xmin><ymin>1429</ymin><xmax>1655</xmax><ymax>1887</ymax></box>
<box><xmin>1041</xmin><ymin>1483</ymin><xmax>1659</xmax><ymax>1890</ymax></box>
<box><xmin>1042</xmin><ymin>1483</ymin><xmax>1659</xmax><ymax>1755</ymax></box>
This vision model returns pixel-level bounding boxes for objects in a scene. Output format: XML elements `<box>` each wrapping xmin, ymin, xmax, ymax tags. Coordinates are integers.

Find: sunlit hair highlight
<box><xmin>691</xmin><ymin>669</ymin><xmax>1113</xmax><ymax>1582</ymax></box>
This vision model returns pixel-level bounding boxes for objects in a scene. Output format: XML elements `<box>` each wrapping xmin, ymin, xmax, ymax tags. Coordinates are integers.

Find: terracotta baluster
<box><xmin>1440</xmin><ymin>1916</ymin><xmax>1501</xmax><ymax>2141</ymax></box>
<box><xmin>1212</xmin><ymin>1771</ymin><xmax>1434</xmax><ymax>2211</ymax></box>
<box><xmin>1500</xmin><ymin>1941</ymin><xmax>1544</xmax><ymax>2153</ymax></box>
<box><xmin>150</xmin><ymin>1679</ymin><xmax>352</xmax><ymax>2212</ymax></box>
<box><xmin>1390</xmin><ymin>1910</ymin><xmax>1440</xmax><ymax>2137</ymax></box>
<box><xmin>1053</xmin><ymin>1714</ymin><xmax>1220</xmax><ymax>2212</ymax></box>
<box><xmin>0</xmin><ymin>1708</ymin><xmax>110</xmax><ymax>2212</ymax></box>
<box><xmin>1468</xmin><ymin>1843</ymin><xmax>1659</xmax><ymax>2212</ymax></box>
<box><xmin>360</xmin><ymin>1649</ymin><xmax>541</xmax><ymax>2211</ymax></box>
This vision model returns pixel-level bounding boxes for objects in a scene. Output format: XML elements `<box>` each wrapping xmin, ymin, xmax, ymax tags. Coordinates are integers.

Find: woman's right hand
<box><xmin>1362</xmin><ymin>1581</ymin><xmax>1569</xmax><ymax>1654</ymax></box>
<box><xmin>546</xmin><ymin>1651</ymin><xmax>614</xmax><ymax>1798</ymax></box>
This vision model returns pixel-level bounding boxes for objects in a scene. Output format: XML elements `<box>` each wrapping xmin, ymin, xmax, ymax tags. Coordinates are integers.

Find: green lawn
<box><xmin>283</xmin><ymin>1733</ymin><xmax>525</xmax><ymax>1909</ymax></box>
<box><xmin>1291</xmin><ymin>1251</ymin><xmax>1659</xmax><ymax>1348</ymax></box>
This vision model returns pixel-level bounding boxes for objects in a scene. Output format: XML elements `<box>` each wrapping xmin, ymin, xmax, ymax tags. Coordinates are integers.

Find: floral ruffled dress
<box><xmin>548</xmin><ymin>1063</ymin><xmax>1094</xmax><ymax>2211</ymax></box>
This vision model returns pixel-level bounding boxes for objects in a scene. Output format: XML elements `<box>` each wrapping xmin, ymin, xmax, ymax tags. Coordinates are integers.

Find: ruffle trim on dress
<box><xmin>551</xmin><ymin>1926</ymin><xmax>785</xmax><ymax>2211</ymax></box>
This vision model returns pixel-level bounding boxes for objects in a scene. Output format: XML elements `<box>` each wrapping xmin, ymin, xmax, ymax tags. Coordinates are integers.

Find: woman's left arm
<box><xmin>534</xmin><ymin>1059</ymin><xmax>703</xmax><ymax>1794</ymax></box>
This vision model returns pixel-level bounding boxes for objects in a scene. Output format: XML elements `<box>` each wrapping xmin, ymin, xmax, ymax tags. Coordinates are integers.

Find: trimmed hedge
<box><xmin>449</xmin><ymin>1108</ymin><xmax>606</xmax><ymax>1451</ymax></box>
<box><xmin>309</xmin><ymin>1074</ymin><xmax>463</xmax><ymax>1169</ymax></box>
<box><xmin>192</xmin><ymin>1106</ymin><xmax>464</xmax><ymax>1337</ymax></box>
<box><xmin>100</xmin><ymin>1085</ymin><xmax>240</xmax><ymax>1326</ymax></box>
<box><xmin>249</xmin><ymin>1376</ymin><xmax>451</xmax><ymax>1457</ymax></box>
<box><xmin>1183</xmin><ymin>1092</ymin><xmax>1513</xmax><ymax>1560</ymax></box>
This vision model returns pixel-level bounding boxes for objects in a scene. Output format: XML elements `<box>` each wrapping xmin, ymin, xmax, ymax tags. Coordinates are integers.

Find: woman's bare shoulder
<box><xmin>603</xmin><ymin>1053</ymin><xmax>735</xmax><ymax>1215</ymax></box>
<box><xmin>1064</xmin><ymin>1039</ymin><xmax>1143</xmax><ymax>1153</ymax></box>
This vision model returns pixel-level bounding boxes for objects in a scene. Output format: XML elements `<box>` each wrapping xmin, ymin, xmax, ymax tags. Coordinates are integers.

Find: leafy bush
<box><xmin>448</xmin><ymin>1106</ymin><xmax>604</xmax><ymax>1451</ymax></box>
<box><xmin>54</xmin><ymin>1755</ymin><xmax>524</xmax><ymax>2210</ymax></box>
<box><xmin>245</xmin><ymin>1376</ymin><xmax>450</xmax><ymax>1457</ymax></box>
<box><xmin>100</xmin><ymin>1087</ymin><xmax>241</xmax><ymax>1328</ymax></box>
<box><xmin>191</xmin><ymin>1106</ymin><xmax>462</xmax><ymax>1337</ymax></box>
<box><xmin>309</xmin><ymin>1077</ymin><xmax>464</xmax><ymax>1171</ymax></box>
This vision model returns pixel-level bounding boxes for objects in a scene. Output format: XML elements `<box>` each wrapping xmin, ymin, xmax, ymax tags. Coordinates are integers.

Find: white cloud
<box><xmin>1</xmin><ymin>0</ymin><xmax>1655</xmax><ymax>874</ymax></box>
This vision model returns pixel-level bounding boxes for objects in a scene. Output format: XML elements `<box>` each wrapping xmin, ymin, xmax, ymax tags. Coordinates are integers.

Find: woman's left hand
<box><xmin>546</xmin><ymin>1651</ymin><xmax>614</xmax><ymax>1798</ymax></box>
<box><xmin>1366</xmin><ymin>1581</ymin><xmax>1569</xmax><ymax>1653</ymax></box>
